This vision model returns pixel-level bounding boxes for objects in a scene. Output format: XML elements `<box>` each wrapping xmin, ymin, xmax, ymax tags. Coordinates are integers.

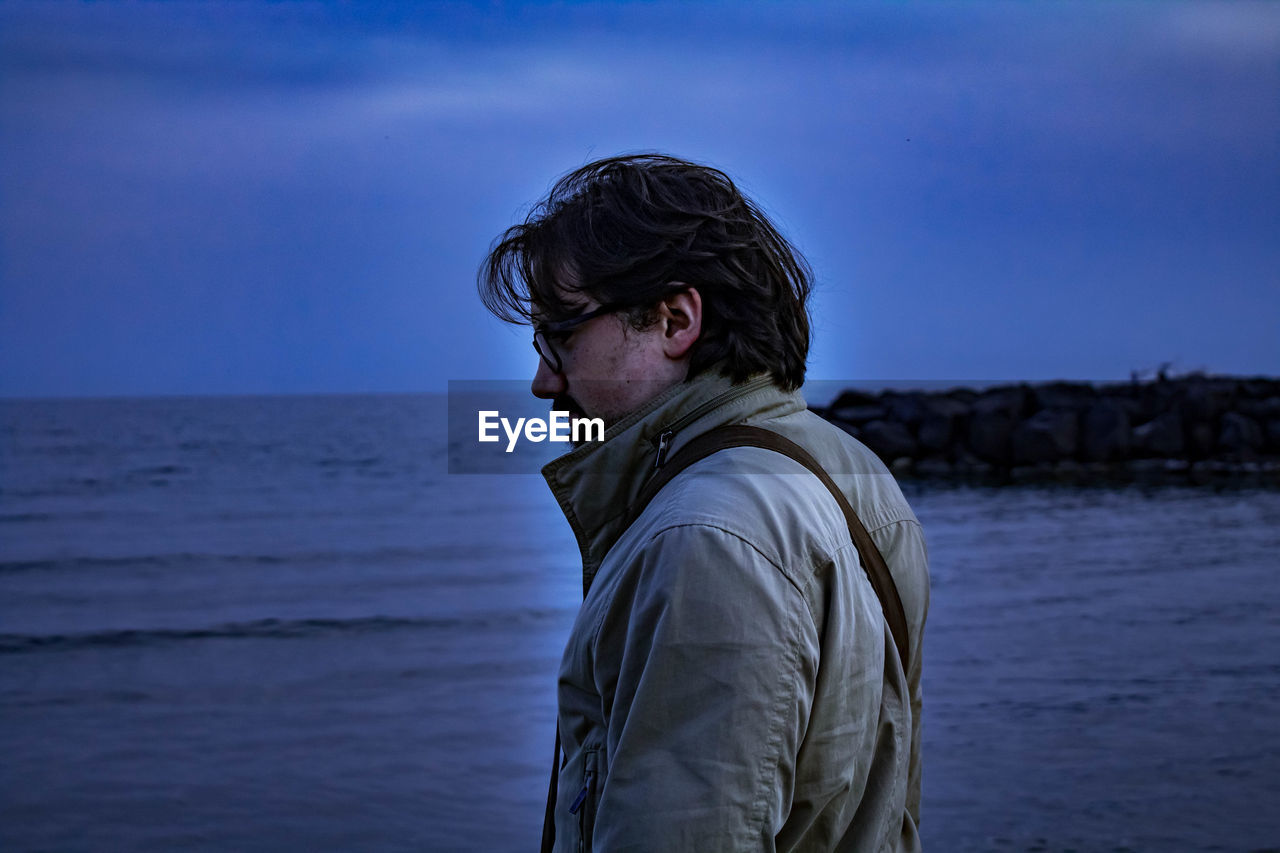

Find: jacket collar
<box><xmin>541</xmin><ymin>370</ymin><xmax>805</xmax><ymax>587</ymax></box>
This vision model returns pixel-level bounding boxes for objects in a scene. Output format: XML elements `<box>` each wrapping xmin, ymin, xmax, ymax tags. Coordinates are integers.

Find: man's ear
<box><xmin>657</xmin><ymin>285</ymin><xmax>701</xmax><ymax>359</ymax></box>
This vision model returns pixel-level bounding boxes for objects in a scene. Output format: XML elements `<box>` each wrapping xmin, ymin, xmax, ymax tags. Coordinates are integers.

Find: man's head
<box><xmin>478</xmin><ymin>153</ymin><xmax>812</xmax><ymax>423</ymax></box>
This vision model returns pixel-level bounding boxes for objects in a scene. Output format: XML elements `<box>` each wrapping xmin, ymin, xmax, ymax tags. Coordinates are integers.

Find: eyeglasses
<box><xmin>532</xmin><ymin>303</ymin><xmax>623</xmax><ymax>374</ymax></box>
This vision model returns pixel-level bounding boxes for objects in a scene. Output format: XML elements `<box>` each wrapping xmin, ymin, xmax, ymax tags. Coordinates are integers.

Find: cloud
<box><xmin>1159</xmin><ymin>1</ymin><xmax>1280</xmax><ymax>58</ymax></box>
<box><xmin>342</xmin><ymin>55</ymin><xmax>621</xmax><ymax>123</ymax></box>
<box><xmin>3</xmin><ymin>1</ymin><xmax>1277</xmax><ymax>394</ymax></box>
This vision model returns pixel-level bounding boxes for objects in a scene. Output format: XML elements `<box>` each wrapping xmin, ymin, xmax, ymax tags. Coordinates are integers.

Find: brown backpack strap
<box><xmin>541</xmin><ymin>424</ymin><xmax>910</xmax><ymax>851</ymax></box>
<box><xmin>624</xmin><ymin>424</ymin><xmax>910</xmax><ymax>667</ymax></box>
<box><xmin>540</xmin><ymin>729</ymin><xmax>559</xmax><ymax>853</ymax></box>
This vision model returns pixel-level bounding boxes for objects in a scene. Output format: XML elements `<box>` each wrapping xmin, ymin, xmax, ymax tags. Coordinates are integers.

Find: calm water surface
<box><xmin>2</xmin><ymin>396</ymin><xmax>1278</xmax><ymax>851</ymax></box>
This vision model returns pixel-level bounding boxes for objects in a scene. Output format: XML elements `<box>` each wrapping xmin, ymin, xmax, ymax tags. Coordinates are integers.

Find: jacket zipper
<box><xmin>654</xmin><ymin>430</ymin><xmax>674</xmax><ymax>469</ymax></box>
<box><xmin>568</xmin><ymin>781</ymin><xmax>590</xmax><ymax>815</ymax></box>
<box><xmin>569</xmin><ymin>750</ymin><xmax>598</xmax><ymax>852</ymax></box>
<box><xmin>650</xmin><ymin>375</ymin><xmax>774</xmax><ymax>469</ymax></box>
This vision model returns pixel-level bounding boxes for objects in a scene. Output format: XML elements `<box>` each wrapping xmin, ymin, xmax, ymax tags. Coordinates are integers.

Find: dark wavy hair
<box><xmin>478</xmin><ymin>153</ymin><xmax>812</xmax><ymax>390</ymax></box>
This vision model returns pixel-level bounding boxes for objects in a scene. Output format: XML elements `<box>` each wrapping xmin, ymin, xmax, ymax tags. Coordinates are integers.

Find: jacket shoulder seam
<box><xmin>865</xmin><ymin>514</ymin><xmax>923</xmax><ymax>534</ymax></box>
<box><xmin>590</xmin><ymin>520</ymin><xmax>810</xmax><ymax>649</ymax></box>
<box><xmin>646</xmin><ymin>519</ymin><xmax>809</xmax><ymax>597</ymax></box>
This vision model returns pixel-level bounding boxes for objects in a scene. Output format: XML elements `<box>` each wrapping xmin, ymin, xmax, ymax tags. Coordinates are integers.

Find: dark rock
<box><xmin>1129</xmin><ymin>458</ymin><xmax>1189</xmax><ymax>479</ymax></box>
<box><xmin>818</xmin><ymin>375</ymin><xmax>1279</xmax><ymax>481</ymax></box>
<box><xmin>1218</xmin><ymin>412</ymin><xmax>1264</xmax><ymax>456</ymax></box>
<box><xmin>1082</xmin><ymin>461</ymin><xmax>1116</xmax><ymax>479</ymax></box>
<box><xmin>1033</xmin><ymin>382</ymin><xmax>1096</xmax><ymax>412</ymax></box>
<box><xmin>1128</xmin><ymin>458</ymin><xmax>1171</xmax><ymax>476</ymax></box>
<box><xmin>972</xmin><ymin>385</ymin><xmax>1031</xmax><ymax>419</ymax></box>
<box><xmin>1133</xmin><ymin>382</ymin><xmax>1183</xmax><ymax>424</ymax></box>
<box><xmin>859</xmin><ymin>420</ymin><xmax>918</xmax><ymax>461</ymax></box>
<box><xmin>829</xmin><ymin>404</ymin><xmax>887</xmax><ymax>425</ymax></box>
<box><xmin>1010</xmin><ymin>463</ymin><xmax>1055</xmax><ymax>483</ymax></box>
<box><xmin>965</xmin><ymin>386</ymin><xmax>1031</xmax><ymax>465</ymax></box>
<box><xmin>1187</xmin><ymin>421</ymin><xmax>1216</xmax><ymax>458</ymax></box>
<box><xmin>1239</xmin><ymin>396</ymin><xmax>1280</xmax><ymax>421</ymax></box>
<box><xmin>924</xmin><ymin>396</ymin><xmax>972</xmax><ymax>419</ymax></box>
<box><xmin>1012</xmin><ymin>409</ymin><xmax>1079</xmax><ymax>464</ymax></box>
<box><xmin>952</xmin><ymin>448</ymin><xmax>994</xmax><ymax>476</ymax></box>
<box><xmin>1189</xmin><ymin>460</ymin><xmax>1231</xmax><ymax>483</ymax></box>
<box><xmin>968</xmin><ymin>410</ymin><xmax>1017</xmax><ymax>465</ymax></box>
<box><xmin>1097</xmin><ymin>381</ymin><xmax>1136</xmax><ymax>400</ymax></box>
<box><xmin>1133</xmin><ymin>412</ymin><xmax>1185</xmax><ymax>457</ymax></box>
<box><xmin>1240</xmin><ymin>378</ymin><xmax>1280</xmax><ymax>399</ymax></box>
<box><xmin>1114</xmin><ymin>397</ymin><xmax>1145</xmax><ymax>422</ymax></box>
<box><xmin>1081</xmin><ymin>400</ymin><xmax>1131</xmax><ymax>462</ymax></box>
<box><xmin>917</xmin><ymin>417</ymin><xmax>954</xmax><ymax>454</ymax></box>
<box><xmin>883</xmin><ymin>392</ymin><xmax>930</xmax><ymax>427</ymax></box>
<box><xmin>917</xmin><ymin>396</ymin><xmax>969</xmax><ymax>454</ymax></box>
<box><xmin>1183</xmin><ymin>378</ymin><xmax>1237</xmax><ymax>422</ymax></box>
<box><xmin>914</xmin><ymin>457</ymin><xmax>954</xmax><ymax>477</ymax></box>
<box><xmin>1054</xmin><ymin>459</ymin><xmax>1084</xmax><ymax>483</ymax></box>
<box><xmin>829</xmin><ymin>389</ymin><xmax>880</xmax><ymax>409</ymax></box>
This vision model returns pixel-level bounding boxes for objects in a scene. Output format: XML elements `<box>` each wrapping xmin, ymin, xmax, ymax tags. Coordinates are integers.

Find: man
<box><xmin>478</xmin><ymin>154</ymin><xmax>929</xmax><ymax>851</ymax></box>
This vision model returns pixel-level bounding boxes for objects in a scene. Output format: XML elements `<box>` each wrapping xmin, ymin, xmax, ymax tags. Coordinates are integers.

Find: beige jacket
<box><xmin>542</xmin><ymin>373</ymin><xmax>929</xmax><ymax>852</ymax></box>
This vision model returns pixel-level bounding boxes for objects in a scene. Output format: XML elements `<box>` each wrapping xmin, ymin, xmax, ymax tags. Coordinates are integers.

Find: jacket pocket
<box><xmin>568</xmin><ymin>746</ymin><xmax>599</xmax><ymax>852</ymax></box>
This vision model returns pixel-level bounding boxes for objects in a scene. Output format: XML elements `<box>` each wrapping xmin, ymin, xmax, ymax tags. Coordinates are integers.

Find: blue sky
<box><xmin>1</xmin><ymin>0</ymin><xmax>1277</xmax><ymax>397</ymax></box>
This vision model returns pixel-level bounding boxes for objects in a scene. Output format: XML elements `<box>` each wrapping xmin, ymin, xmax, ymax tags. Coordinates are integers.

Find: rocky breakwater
<box><xmin>813</xmin><ymin>375</ymin><xmax>1280</xmax><ymax>484</ymax></box>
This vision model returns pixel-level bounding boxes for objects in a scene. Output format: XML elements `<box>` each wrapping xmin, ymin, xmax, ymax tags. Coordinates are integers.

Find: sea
<box><xmin>2</xmin><ymin>395</ymin><xmax>1278</xmax><ymax>852</ymax></box>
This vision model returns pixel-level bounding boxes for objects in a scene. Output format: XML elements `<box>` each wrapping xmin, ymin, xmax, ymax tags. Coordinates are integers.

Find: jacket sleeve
<box><xmin>589</xmin><ymin>523</ymin><xmax>819</xmax><ymax>852</ymax></box>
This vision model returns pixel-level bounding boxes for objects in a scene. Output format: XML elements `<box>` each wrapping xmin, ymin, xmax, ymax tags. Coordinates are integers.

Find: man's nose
<box><xmin>531</xmin><ymin>356</ymin><xmax>566</xmax><ymax>399</ymax></box>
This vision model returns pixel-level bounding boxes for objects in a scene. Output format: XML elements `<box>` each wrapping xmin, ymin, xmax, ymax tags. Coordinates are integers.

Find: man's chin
<box><xmin>547</xmin><ymin>397</ymin><xmax>608</xmax><ymax>447</ymax></box>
